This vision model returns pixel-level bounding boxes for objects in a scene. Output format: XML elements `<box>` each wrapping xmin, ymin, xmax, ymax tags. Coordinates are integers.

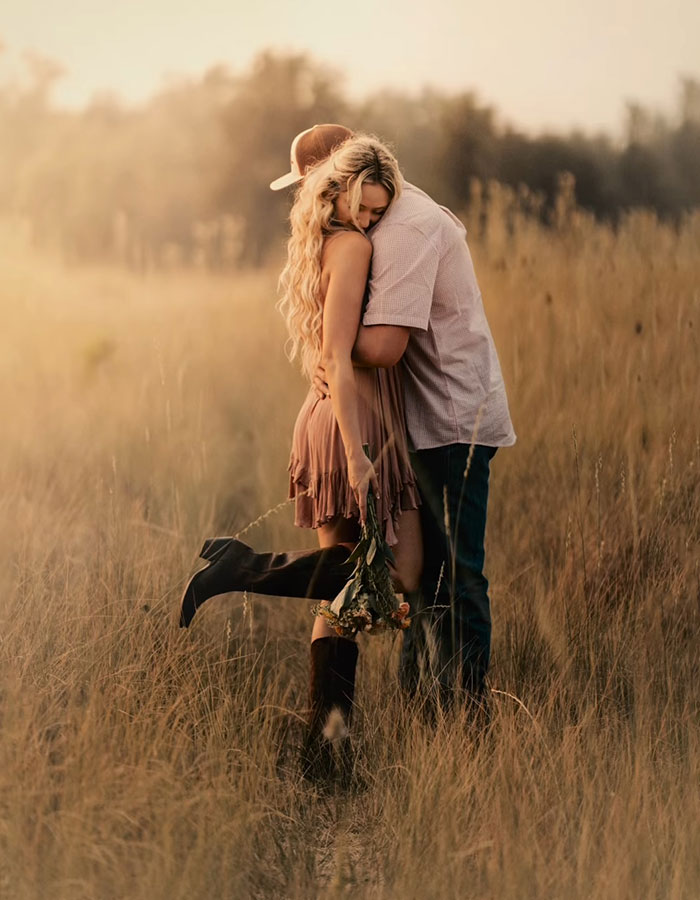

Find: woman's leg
<box><xmin>311</xmin><ymin>516</ymin><xmax>361</xmax><ymax>642</ymax></box>
<box><xmin>311</xmin><ymin>508</ymin><xmax>423</xmax><ymax>635</ymax></box>
<box><xmin>387</xmin><ymin>509</ymin><xmax>426</xmax><ymax>696</ymax></box>
<box><xmin>303</xmin><ymin>516</ymin><xmax>360</xmax><ymax>782</ymax></box>
<box><xmin>387</xmin><ymin>508</ymin><xmax>423</xmax><ymax>594</ymax></box>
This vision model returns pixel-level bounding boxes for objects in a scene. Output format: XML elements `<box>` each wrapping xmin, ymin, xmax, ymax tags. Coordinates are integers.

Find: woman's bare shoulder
<box><xmin>322</xmin><ymin>229</ymin><xmax>372</xmax><ymax>266</ymax></box>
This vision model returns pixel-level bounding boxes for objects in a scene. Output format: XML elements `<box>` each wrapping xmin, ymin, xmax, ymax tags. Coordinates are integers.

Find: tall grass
<box><xmin>1</xmin><ymin>194</ymin><xmax>698</xmax><ymax>898</ymax></box>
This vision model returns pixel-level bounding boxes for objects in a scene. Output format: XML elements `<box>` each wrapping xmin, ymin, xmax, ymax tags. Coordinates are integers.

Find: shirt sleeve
<box><xmin>362</xmin><ymin>223</ymin><xmax>440</xmax><ymax>332</ymax></box>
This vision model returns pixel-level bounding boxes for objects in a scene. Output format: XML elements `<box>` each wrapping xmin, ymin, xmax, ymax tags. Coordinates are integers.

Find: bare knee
<box><xmin>390</xmin><ymin>559</ymin><xmax>422</xmax><ymax>595</ymax></box>
<box><xmin>389</xmin><ymin>510</ymin><xmax>423</xmax><ymax>594</ymax></box>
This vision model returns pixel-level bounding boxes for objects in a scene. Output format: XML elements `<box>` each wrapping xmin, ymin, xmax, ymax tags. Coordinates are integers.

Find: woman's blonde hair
<box><xmin>277</xmin><ymin>135</ymin><xmax>402</xmax><ymax>381</ymax></box>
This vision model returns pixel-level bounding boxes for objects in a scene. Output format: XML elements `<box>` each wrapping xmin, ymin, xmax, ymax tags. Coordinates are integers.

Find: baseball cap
<box><xmin>269</xmin><ymin>124</ymin><xmax>354</xmax><ymax>190</ymax></box>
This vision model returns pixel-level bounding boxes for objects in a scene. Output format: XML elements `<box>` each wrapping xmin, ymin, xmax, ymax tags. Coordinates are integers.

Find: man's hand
<box><xmin>312</xmin><ymin>363</ymin><xmax>330</xmax><ymax>400</ymax></box>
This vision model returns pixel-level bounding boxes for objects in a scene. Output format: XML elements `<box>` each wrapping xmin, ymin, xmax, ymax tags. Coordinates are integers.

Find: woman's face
<box><xmin>334</xmin><ymin>182</ymin><xmax>391</xmax><ymax>231</ymax></box>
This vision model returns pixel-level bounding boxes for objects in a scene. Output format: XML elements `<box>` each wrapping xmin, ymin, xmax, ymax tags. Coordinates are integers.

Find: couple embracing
<box><xmin>180</xmin><ymin>124</ymin><xmax>516</xmax><ymax>777</ymax></box>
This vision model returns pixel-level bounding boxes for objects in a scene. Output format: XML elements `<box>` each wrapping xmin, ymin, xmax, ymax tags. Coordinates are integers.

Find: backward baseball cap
<box><xmin>269</xmin><ymin>124</ymin><xmax>354</xmax><ymax>190</ymax></box>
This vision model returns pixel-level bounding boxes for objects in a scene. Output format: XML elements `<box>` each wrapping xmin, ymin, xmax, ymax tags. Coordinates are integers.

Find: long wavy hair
<box><xmin>277</xmin><ymin>135</ymin><xmax>402</xmax><ymax>381</ymax></box>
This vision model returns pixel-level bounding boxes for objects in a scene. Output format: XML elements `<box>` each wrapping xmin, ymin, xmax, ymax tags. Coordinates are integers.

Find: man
<box><xmin>180</xmin><ymin>123</ymin><xmax>515</xmax><ymax>708</ymax></box>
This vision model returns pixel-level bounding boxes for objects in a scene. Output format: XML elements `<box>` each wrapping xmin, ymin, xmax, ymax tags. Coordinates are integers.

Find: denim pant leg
<box><xmin>400</xmin><ymin>443</ymin><xmax>497</xmax><ymax>696</ymax></box>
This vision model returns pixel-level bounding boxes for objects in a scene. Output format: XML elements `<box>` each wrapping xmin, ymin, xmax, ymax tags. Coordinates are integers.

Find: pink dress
<box><xmin>288</xmin><ymin>362</ymin><xmax>420</xmax><ymax>546</ymax></box>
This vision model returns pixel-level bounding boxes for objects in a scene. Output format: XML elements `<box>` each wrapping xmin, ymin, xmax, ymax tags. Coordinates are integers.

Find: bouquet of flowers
<box><xmin>312</xmin><ymin>463</ymin><xmax>411</xmax><ymax>637</ymax></box>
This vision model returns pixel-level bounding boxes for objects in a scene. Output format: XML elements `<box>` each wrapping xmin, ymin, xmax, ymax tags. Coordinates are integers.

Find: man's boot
<box><xmin>179</xmin><ymin>538</ymin><xmax>353</xmax><ymax>627</ymax></box>
<box><xmin>301</xmin><ymin>636</ymin><xmax>358</xmax><ymax>787</ymax></box>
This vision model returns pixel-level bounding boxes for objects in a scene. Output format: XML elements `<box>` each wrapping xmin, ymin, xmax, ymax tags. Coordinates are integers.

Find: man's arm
<box><xmin>312</xmin><ymin>322</ymin><xmax>409</xmax><ymax>399</ymax></box>
<box><xmin>351</xmin><ymin>220</ymin><xmax>439</xmax><ymax>367</ymax></box>
<box><xmin>313</xmin><ymin>219</ymin><xmax>438</xmax><ymax>397</ymax></box>
<box><xmin>351</xmin><ymin>323</ymin><xmax>410</xmax><ymax>368</ymax></box>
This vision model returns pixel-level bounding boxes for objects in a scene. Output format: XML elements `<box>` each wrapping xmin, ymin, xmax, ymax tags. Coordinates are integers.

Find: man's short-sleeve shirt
<box><xmin>363</xmin><ymin>181</ymin><xmax>516</xmax><ymax>452</ymax></box>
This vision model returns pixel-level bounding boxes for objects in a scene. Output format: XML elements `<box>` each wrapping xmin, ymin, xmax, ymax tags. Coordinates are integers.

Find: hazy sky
<box><xmin>2</xmin><ymin>0</ymin><xmax>699</xmax><ymax>136</ymax></box>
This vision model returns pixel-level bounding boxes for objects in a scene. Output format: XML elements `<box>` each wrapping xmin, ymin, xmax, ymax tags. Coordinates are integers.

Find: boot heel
<box><xmin>200</xmin><ymin>537</ymin><xmax>232</xmax><ymax>560</ymax></box>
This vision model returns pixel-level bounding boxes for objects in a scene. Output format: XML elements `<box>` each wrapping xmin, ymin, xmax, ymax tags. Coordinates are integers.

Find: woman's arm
<box><xmin>321</xmin><ymin>231</ymin><xmax>379</xmax><ymax>522</ymax></box>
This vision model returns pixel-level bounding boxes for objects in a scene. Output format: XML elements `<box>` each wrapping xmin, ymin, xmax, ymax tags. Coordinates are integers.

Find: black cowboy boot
<box><xmin>179</xmin><ymin>538</ymin><xmax>353</xmax><ymax>627</ymax></box>
<box><xmin>301</xmin><ymin>636</ymin><xmax>358</xmax><ymax>786</ymax></box>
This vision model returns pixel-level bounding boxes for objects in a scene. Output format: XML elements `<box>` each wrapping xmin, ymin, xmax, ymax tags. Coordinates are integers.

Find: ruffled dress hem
<box><xmin>288</xmin><ymin>458</ymin><xmax>420</xmax><ymax>546</ymax></box>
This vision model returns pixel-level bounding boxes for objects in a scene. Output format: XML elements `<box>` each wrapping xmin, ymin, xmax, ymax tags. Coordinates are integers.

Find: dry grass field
<box><xmin>1</xmin><ymin>192</ymin><xmax>699</xmax><ymax>899</ymax></box>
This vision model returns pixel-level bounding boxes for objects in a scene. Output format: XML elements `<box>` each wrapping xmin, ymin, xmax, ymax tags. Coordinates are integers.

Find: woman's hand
<box><xmin>347</xmin><ymin>452</ymin><xmax>379</xmax><ymax>525</ymax></box>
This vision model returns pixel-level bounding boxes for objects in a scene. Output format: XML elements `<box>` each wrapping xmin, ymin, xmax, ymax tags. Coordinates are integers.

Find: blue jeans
<box><xmin>400</xmin><ymin>443</ymin><xmax>497</xmax><ymax>698</ymax></box>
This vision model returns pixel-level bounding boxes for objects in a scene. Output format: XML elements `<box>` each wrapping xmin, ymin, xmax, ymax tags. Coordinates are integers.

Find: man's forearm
<box><xmin>351</xmin><ymin>325</ymin><xmax>378</xmax><ymax>367</ymax></box>
<box><xmin>351</xmin><ymin>324</ymin><xmax>410</xmax><ymax>368</ymax></box>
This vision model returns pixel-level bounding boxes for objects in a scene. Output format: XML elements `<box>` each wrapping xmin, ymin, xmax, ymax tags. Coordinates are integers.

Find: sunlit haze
<box><xmin>2</xmin><ymin>0</ymin><xmax>699</xmax><ymax>135</ymax></box>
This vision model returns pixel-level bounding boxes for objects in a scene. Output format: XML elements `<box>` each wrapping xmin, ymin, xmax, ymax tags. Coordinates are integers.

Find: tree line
<box><xmin>1</xmin><ymin>49</ymin><xmax>699</xmax><ymax>267</ymax></box>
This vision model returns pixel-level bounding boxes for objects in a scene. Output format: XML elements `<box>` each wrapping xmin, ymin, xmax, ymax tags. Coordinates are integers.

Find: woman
<box><xmin>179</xmin><ymin>135</ymin><xmax>422</xmax><ymax>780</ymax></box>
<box><xmin>277</xmin><ymin>135</ymin><xmax>423</xmax><ymax>778</ymax></box>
